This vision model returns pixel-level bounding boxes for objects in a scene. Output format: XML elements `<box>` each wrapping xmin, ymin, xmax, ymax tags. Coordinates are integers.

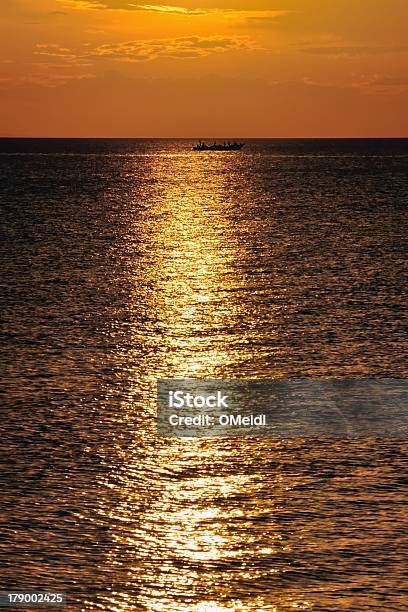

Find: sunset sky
<box><xmin>1</xmin><ymin>0</ymin><xmax>408</xmax><ymax>136</ymax></box>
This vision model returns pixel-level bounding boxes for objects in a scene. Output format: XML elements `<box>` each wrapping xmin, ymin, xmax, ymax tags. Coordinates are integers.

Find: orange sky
<box><xmin>1</xmin><ymin>0</ymin><xmax>407</xmax><ymax>136</ymax></box>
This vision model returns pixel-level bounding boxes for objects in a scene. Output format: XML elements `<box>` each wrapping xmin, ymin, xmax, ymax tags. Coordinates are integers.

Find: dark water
<box><xmin>1</xmin><ymin>139</ymin><xmax>407</xmax><ymax>611</ymax></box>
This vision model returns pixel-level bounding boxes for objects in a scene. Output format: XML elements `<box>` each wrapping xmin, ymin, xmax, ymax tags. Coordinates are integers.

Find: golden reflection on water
<box><xmin>126</xmin><ymin>150</ymin><xmax>285</xmax><ymax>383</ymax></box>
<box><xmin>89</xmin><ymin>152</ymin><xmax>312</xmax><ymax>610</ymax></box>
<box><xmin>93</xmin><ymin>440</ymin><xmax>302</xmax><ymax>610</ymax></box>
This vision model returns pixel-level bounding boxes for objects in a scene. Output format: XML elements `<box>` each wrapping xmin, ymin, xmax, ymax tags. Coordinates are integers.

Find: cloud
<box><xmin>299</xmin><ymin>44</ymin><xmax>408</xmax><ymax>58</ymax></box>
<box><xmin>33</xmin><ymin>44</ymin><xmax>94</xmax><ymax>67</ymax></box>
<box><xmin>127</xmin><ymin>3</ymin><xmax>289</xmax><ymax>19</ymax></box>
<box><xmin>242</xmin><ymin>14</ymin><xmax>289</xmax><ymax>27</ymax></box>
<box><xmin>95</xmin><ymin>35</ymin><xmax>255</xmax><ymax>60</ymax></box>
<box><xmin>62</xmin><ymin>0</ymin><xmax>290</xmax><ymax>20</ymax></box>
<box><xmin>34</xmin><ymin>43</ymin><xmax>79</xmax><ymax>62</ymax></box>
<box><xmin>62</xmin><ymin>0</ymin><xmax>214</xmax><ymax>9</ymax></box>
<box><xmin>41</xmin><ymin>35</ymin><xmax>254</xmax><ymax>63</ymax></box>
<box><xmin>58</xmin><ymin>0</ymin><xmax>107</xmax><ymax>8</ymax></box>
<box><xmin>61</xmin><ymin>0</ymin><xmax>213</xmax><ymax>10</ymax></box>
<box><xmin>128</xmin><ymin>3</ymin><xmax>217</xmax><ymax>15</ymax></box>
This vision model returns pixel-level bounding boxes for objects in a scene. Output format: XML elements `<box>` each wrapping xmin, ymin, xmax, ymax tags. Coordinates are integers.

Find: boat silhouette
<box><xmin>193</xmin><ymin>141</ymin><xmax>245</xmax><ymax>151</ymax></box>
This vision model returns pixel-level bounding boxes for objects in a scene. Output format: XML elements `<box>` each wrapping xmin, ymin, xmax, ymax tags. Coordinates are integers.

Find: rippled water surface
<box><xmin>1</xmin><ymin>139</ymin><xmax>407</xmax><ymax>610</ymax></box>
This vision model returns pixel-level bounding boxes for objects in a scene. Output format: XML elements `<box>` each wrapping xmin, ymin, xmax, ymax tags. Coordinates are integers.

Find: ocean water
<box><xmin>0</xmin><ymin>139</ymin><xmax>407</xmax><ymax>611</ymax></box>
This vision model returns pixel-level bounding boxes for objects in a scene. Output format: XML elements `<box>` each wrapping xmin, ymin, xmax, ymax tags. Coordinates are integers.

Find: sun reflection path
<box><xmin>90</xmin><ymin>437</ymin><xmax>313</xmax><ymax>611</ymax></box>
<box><xmin>123</xmin><ymin>148</ymin><xmax>285</xmax><ymax>388</ymax></box>
<box><xmin>146</xmin><ymin>152</ymin><xmax>248</xmax><ymax>378</ymax></box>
<box><xmin>91</xmin><ymin>149</ymin><xmax>310</xmax><ymax>611</ymax></box>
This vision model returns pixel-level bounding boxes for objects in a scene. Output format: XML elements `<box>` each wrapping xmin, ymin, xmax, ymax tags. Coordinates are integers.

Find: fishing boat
<box><xmin>193</xmin><ymin>141</ymin><xmax>245</xmax><ymax>151</ymax></box>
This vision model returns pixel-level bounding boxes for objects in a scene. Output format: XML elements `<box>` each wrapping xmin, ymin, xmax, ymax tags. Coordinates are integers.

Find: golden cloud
<box><xmin>34</xmin><ymin>35</ymin><xmax>256</xmax><ymax>65</ymax></box>
<box><xmin>62</xmin><ymin>0</ymin><xmax>289</xmax><ymax>20</ymax></box>
<box><xmin>62</xmin><ymin>0</ymin><xmax>215</xmax><ymax>9</ymax></box>
<box><xmin>128</xmin><ymin>3</ymin><xmax>216</xmax><ymax>15</ymax></box>
<box><xmin>94</xmin><ymin>35</ymin><xmax>255</xmax><ymax>60</ymax></box>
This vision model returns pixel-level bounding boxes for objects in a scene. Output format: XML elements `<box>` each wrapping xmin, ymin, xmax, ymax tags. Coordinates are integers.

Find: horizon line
<box><xmin>1</xmin><ymin>136</ymin><xmax>408</xmax><ymax>140</ymax></box>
